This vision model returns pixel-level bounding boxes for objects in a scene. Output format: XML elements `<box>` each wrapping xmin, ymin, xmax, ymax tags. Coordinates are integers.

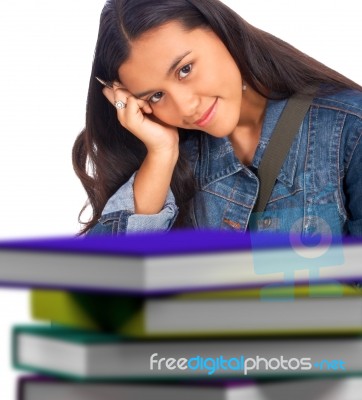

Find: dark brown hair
<box><xmin>72</xmin><ymin>0</ymin><xmax>362</xmax><ymax>234</ymax></box>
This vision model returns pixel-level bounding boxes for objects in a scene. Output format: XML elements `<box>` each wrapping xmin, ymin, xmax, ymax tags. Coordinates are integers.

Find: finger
<box><xmin>141</xmin><ymin>102</ymin><xmax>153</xmax><ymax>114</ymax></box>
<box><xmin>126</xmin><ymin>97</ymin><xmax>155</xmax><ymax>118</ymax></box>
<box><xmin>102</xmin><ymin>87</ymin><xmax>115</xmax><ymax>104</ymax></box>
<box><xmin>121</xmin><ymin>96</ymin><xmax>143</xmax><ymax>119</ymax></box>
<box><xmin>101</xmin><ymin>83</ymin><xmax>152</xmax><ymax>114</ymax></box>
<box><xmin>118</xmin><ymin>96</ymin><xmax>152</xmax><ymax>131</ymax></box>
<box><xmin>114</xmin><ymin>98</ymin><xmax>128</xmax><ymax>110</ymax></box>
<box><xmin>113</xmin><ymin>90</ymin><xmax>129</xmax><ymax>114</ymax></box>
<box><xmin>113</xmin><ymin>92</ymin><xmax>152</xmax><ymax>131</ymax></box>
<box><xmin>113</xmin><ymin>84</ymin><xmax>131</xmax><ymax>99</ymax></box>
<box><xmin>112</xmin><ymin>81</ymin><xmax>127</xmax><ymax>90</ymax></box>
<box><xmin>102</xmin><ymin>87</ymin><xmax>127</xmax><ymax>108</ymax></box>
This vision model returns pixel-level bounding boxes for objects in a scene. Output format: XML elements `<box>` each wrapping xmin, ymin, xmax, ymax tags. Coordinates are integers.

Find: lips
<box><xmin>194</xmin><ymin>98</ymin><xmax>218</xmax><ymax>127</ymax></box>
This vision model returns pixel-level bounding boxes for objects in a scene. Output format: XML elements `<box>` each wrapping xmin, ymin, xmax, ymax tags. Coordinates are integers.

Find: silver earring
<box><xmin>242</xmin><ymin>83</ymin><xmax>247</xmax><ymax>91</ymax></box>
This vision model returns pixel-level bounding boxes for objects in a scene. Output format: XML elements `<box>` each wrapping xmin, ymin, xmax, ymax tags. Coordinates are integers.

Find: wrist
<box><xmin>147</xmin><ymin>145</ymin><xmax>179</xmax><ymax>166</ymax></box>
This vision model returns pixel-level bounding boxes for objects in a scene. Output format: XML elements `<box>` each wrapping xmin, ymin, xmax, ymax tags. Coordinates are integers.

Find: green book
<box><xmin>31</xmin><ymin>284</ymin><xmax>362</xmax><ymax>337</ymax></box>
<box><xmin>13</xmin><ymin>324</ymin><xmax>362</xmax><ymax>380</ymax></box>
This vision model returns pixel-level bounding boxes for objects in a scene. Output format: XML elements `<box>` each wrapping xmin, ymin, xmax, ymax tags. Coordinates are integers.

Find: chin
<box><xmin>206</xmin><ymin>130</ymin><xmax>231</xmax><ymax>138</ymax></box>
<box><xmin>206</xmin><ymin>122</ymin><xmax>238</xmax><ymax>138</ymax></box>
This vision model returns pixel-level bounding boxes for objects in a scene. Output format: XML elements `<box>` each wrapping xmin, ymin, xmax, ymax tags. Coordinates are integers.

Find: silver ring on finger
<box><xmin>114</xmin><ymin>99</ymin><xmax>127</xmax><ymax>110</ymax></box>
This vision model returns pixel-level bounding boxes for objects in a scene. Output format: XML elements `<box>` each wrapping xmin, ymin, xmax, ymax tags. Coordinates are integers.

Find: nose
<box><xmin>170</xmin><ymin>86</ymin><xmax>200</xmax><ymax>120</ymax></box>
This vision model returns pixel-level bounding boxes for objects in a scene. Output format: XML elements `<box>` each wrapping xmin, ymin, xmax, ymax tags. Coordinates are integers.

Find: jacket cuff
<box><xmin>89</xmin><ymin>172</ymin><xmax>178</xmax><ymax>234</ymax></box>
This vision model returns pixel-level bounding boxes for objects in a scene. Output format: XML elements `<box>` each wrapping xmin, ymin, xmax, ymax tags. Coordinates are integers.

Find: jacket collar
<box><xmin>200</xmin><ymin>97</ymin><xmax>302</xmax><ymax>187</ymax></box>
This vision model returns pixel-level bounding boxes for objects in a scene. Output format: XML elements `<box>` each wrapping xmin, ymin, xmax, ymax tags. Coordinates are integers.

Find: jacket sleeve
<box><xmin>345</xmin><ymin>125</ymin><xmax>362</xmax><ymax>236</ymax></box>
<box><xmin>87</xmin><ymin>172</ymin><xmax>179</xmax><ymax>235</ymax></box>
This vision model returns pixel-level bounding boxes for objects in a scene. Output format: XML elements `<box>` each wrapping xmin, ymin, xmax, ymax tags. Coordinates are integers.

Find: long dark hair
<box><xmin>73</xmin><ymin>0</ymin><xmax>361</xmax><ymax>234</ymax></box>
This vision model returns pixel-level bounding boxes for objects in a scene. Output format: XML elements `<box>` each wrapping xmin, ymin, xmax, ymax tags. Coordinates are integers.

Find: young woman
<box><xmin>73</xmin><ymin>0</ymin><xmax>362</xmax><ymax>236</ymax></box>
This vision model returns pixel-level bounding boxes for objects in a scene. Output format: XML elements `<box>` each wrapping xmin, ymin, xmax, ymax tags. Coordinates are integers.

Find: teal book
<box><xmin>13</xmin><ymin>325</ymin><xmax>362</xmax><ymax>380</ymax></box>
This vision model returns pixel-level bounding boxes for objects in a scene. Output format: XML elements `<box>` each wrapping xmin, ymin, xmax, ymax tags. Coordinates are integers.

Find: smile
<box><xmin>194</xmin><ymin>98</ymin><xmax>218</xmax><ymax>127</ymax></box>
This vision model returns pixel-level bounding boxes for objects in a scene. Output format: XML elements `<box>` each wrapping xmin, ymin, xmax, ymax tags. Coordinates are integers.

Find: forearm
<box><xmin>133</xmin><ymin>148</ymin><xmax>179</xmax><ymax>214</ymax></box>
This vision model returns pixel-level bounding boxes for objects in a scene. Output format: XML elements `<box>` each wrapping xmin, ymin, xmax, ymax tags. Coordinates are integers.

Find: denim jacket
<box><xmin>89</xmin><ymin>89</ymin><xmax>362</xmax><ymax>236</ymax></box>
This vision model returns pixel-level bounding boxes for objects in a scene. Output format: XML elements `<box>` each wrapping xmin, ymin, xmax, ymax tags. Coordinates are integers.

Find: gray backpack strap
<box><xmin>253</xmin><ymin>89</ymin><xmax>316</xmax><ymax>213</ymax></box>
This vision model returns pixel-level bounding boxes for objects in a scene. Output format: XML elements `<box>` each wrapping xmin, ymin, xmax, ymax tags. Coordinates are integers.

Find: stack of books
<box><xmin>1</xmin><ymin>229</ymin><xmax>362</xmax><ymax>399</ymax></box>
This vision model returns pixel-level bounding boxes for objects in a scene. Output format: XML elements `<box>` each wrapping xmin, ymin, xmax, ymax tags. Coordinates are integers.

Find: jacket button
<box><xmin>263</xmin><ymin>218</ymin><xmax>272</xmax><ymax>228</ymax></box>
<box><xmin>223</xmin><ymin>218</ymin><xmax>241</xmax><ymax>230</ymax></box>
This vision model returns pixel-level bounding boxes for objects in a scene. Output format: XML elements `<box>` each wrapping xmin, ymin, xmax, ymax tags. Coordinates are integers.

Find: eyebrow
<box><xmin>133</xmin><ymin>50</ymin><xmax>192</xmax><ymax>98</ymax></box>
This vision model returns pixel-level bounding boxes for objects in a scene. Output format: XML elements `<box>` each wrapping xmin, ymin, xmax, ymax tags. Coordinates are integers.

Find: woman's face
<box><xmin>118</xmin><ymin>21</ymin><xmax>243</xmax><ymax>138</ymax></box>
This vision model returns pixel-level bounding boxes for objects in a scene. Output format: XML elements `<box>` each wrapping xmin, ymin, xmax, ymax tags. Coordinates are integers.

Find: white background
<box><xmin>0</xmin><ymin>0</ymin><xmax>361</xmax><ymax>398</ymax></box>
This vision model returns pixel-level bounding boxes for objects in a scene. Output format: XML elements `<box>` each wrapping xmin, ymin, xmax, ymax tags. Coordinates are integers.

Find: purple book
<box><xmin>17</xmin><ymin>375</ymin><xmax>362</xmax><ymax>400</ymax></box>
<box><xmin>0</xmin><ymin>229</ymin><xmax>359</xmax><ymax>295</ymax></box>
<box><xmin>17</xmin><ymin>375</ymin><xmax>257</xmax><ymax>400</ymax></box>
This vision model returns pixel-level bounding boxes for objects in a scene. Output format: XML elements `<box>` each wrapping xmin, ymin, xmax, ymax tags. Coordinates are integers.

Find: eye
<box><xmin>178</xmin><ymin>63</ymin><xmax>192</xmax><ymax>79</ymax></box>
<box><xmin>149</xmin><ymin>92</ymin><xmax>164</xmax><ymax>104</ymax></box>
